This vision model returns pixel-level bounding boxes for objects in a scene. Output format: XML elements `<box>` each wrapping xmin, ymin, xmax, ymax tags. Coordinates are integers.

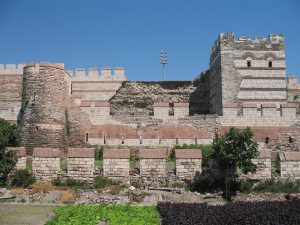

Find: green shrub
<box><xmin>253</xmin><ymin>178</ymin><xmax>300</xmax><ymax>194</ymax></box>
<box><xmin>10</xmin><ymin>169</ymin><xmax>36</xmax><ymax>188</ymax></box>
<box><xmin>0</xmin><ymin>119</ymin><xmax>19</xmax><ymax>186</ymax></box>
<box><xmin>95</xmin><ymin>145</ymin><xmax>104</xmax><ymax>160</ymax></box>
<box><xmin>93</xmin><ymin>176</ymin><xmax>119</xmax><ymax>189</ymax></box>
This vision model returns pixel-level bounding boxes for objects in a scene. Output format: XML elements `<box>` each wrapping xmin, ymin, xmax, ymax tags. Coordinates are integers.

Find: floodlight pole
<box><xmin>160</xmin><ymin>51</ymin><xmax>168</xmax><ymax>81</ymax></box>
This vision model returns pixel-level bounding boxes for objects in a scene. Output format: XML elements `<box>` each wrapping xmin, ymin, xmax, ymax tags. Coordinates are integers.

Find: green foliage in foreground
<box><xmin>46</xmin><ymin>204</ymin><xmax>160</xmax><ymax>225</ymax></box>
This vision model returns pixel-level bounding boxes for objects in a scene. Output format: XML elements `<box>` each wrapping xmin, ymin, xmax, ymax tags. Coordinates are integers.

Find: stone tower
<box><xmin>19</xmin><ymin>62</ymin><xmax>72</xmax><ymax>154</ymax></box>
<box><xmin>209</xmin><ymin>33</ymin><xmax>286</xmax><ymax>115</ymax></box>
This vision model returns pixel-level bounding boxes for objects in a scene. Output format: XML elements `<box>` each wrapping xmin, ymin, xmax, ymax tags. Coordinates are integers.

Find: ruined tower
<box><xmin>19</xmin><ymin>62</ymin><xmax>72</xmax><ymax>154</ymax></box>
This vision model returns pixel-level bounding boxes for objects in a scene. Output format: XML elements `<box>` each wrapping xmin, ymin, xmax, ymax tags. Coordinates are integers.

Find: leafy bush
<box><xmin>158</xmin><ymin>201</ymin><xmax>300</xmax><ymax>225</ymax></box>
<box><xmin>46</xmin><ymin>204</ymin><xmax>160</xmax><ymax>225</ymax></box>
<box><xmin>0</xmin><ymin>148</ymin><xmax>18</xmax><ymax>186</ymax></box>
<box><xmin>10</xmin><ymin>169</ymin><xmax>35</xmax><ymax>188</ymax></box>
<box><xmin>253</xmin><ymin>178</ymin><xmax>300</xmax><ymax>194</ymax></box>
<box><xmin>95</xmin><ymin>145</ymin><xmax>104</xmax><ymax>160</ymax></box>
<box><xmin>0</xmin><ymin>119</ymin><xmax>19</xmax><ymax>186</ymax></box>
<box><xmin>93</xmin><ymin>176</ymin><xmax>120</xmax><ymax>189</ymax></box>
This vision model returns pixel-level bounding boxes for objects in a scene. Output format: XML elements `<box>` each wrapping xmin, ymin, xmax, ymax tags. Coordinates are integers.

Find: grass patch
<box><xmin>95</xmin><ymin>159</ymin><xmax>103</xmax><ymax>168</ymax></box>
<box><xmin>93</xmin><ymin>176</ymin><xmax>120</xmax><ymax>189</ymax></box>
<box><xmin>46</xmin><ymin>204</ymin><xmax>160</xmax><ymax>225</ymax></box>
<box><xmin>60</xmin><ymin>159</ymin><xmax>68</xmax><ymax>171</ymax></box>
<box><xmin>52</xmin><ymin>178</ymin><xmax>86</xmax><ymax>189</ymax></box>
<box><xmin>26</xmin><ymin>158</ymin><xmax>32</xmax><ymax>171</ymax></box>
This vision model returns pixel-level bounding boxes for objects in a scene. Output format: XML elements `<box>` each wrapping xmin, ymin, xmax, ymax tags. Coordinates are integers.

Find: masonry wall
<box><xmin>20</xmin><ymin>63</ymin><xmax>71</xmax><ymax>154</ymax></box>
<box><xmin>32</xmin><ymin>148</ymin><xmax>60</xmax><ymax>181</ymax></box>
<box><xmin>249</xmin><ymin>149</ymin><xmax>272</xmax><ymax>179</ymax></box>
<box><xmin>103</xmin><ymin>149</ymin><xmax>130</xmax><ymax>177</ymax></box>
<box><xmin>139</xmin><ymin>149</ymin><xmax>167</xmax><ymax>178</ymax></box>
<box><xmin>279</xmin><ymin>152</ymin><xmax>300</xmax><ymax>179</ymax></box>
<box><xmin>0</xmin><ymin>64</ymin><xmax>24</xmax><ymax>123</ymax></box>
<box><xmin>220</xmin><ymin>103</ymin><xmax>297</xmax><ymax>127</ymax></box>
<box><xmin>67</xmin><ymin>148</ymin><xmax>95</xmax><ymax>182</ymax></box>
<box><xmin>175</xmin><ymin>149</ymin><xmax>202</xmax><ymax>180</ymax></box>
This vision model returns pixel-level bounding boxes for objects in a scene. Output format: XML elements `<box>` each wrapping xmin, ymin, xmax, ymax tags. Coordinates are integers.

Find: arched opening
<box><xmin>269</xmin><ymin>61</ymin><xmax>273</xmax><ymax>68</ymax></box>
<box><xmin>247</xmin><ymin>61</ymin><xmax>251</xmax><ymax>67</ymax></box>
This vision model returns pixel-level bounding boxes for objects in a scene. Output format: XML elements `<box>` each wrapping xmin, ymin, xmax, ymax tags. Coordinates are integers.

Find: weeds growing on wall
<box><xmin>95</xmin><ymin>145</ymin><xmax>104</xmax><ymax>160</ymax></box>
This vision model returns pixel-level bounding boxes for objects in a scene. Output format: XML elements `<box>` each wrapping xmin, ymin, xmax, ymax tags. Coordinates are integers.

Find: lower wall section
<box><xmin>32</xmin><ymin>157</ymin><xmax>60</xmax><ymax>181</ymax></box>
<box><xmin>140</xmin><ymin>158</ymin><xmax>166</xmax><ymax>178</ymax></box>
<box><xmin>103</xmin><ymin>158</ymin><xmax>129</xmax><ymax>177</ymax></box>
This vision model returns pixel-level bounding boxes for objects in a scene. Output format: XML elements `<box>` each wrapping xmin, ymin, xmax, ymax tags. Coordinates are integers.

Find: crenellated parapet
<box><xmin>70</xmin><ymin>67</ymin><xmax>127</xmax><ymax>81</ymax></box>
<box><xmin>0</xmin><ymin>64</ymin><xmax>26</xmax><ymax>75</ymax></box>
<box><xmin>221</xmin><ymin>102</ymin><xmax>297</xmax><ymax>126</ymax></box>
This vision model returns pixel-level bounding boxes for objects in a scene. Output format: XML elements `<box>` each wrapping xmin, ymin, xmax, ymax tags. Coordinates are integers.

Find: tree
<box><xmin>211</xmin><ymin>127</ymin><xmax>259</xmax><ymax>200</ymax></box>
<box><xmin>0</xmin><ymin>119</ymin><xmax>19</xmax><ymax>186</ymax></box>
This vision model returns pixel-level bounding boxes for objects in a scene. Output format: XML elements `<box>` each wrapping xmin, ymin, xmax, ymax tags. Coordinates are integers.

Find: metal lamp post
<box><xmin>160</xmin><ymin>51</ymin><xmax>168</xmax><ymax>80</ymax></box>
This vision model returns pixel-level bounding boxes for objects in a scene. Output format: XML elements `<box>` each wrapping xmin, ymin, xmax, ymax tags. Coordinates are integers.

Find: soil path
<box><xmin>0</xmin><ymin>204</ymin><xmax>55</xmax><ymax>225</ymax></box>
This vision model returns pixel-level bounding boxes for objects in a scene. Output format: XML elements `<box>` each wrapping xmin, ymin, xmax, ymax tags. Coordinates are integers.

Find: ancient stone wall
<box><xmin>175</xmin><ymin>149</ymin><xmax>202</xmax><ymax>180</ymax></box>
<box><xmin>279</xmin><ymin>152</ymin><xmax>300</xmax><ymax>179</ymax></box>
<box><xmin>220</xmin><ymin>103</ymin><xmax>297</xmax><ymax>127</ymax></box>
<box><xmin>0</xmin><ymin>64</ymin><xmax>25</xmax><ymax>123</ymax></box>
<box><xmin>249</xmin><ymin>149</ymin><xmax>272</xmax><ymax>179</ymax></box>
<box><xmin>67</xmin><ymin>148</ymin><xmax>95</xmax><ymax>182</ymax></box>
<box><xmin>110</xmin><ymin>81</ymin><xmax>200</xmax><ymax>116</ymax></box>
<box><xmin>139</xmin><ymin>149</ymin><xmax>167</xmax><ymax>178</ymax></box>
<box><xmin>32</xmin><ymin>148</ymin><xmax>60</xmax><ymax>181</ymax></box>
<box><xmin>103</xmin><ymin>149</ymin><xmax>130</xmax><ymax>177</ymax></box>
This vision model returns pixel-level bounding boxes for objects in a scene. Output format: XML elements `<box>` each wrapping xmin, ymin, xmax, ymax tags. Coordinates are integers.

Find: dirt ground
<box><xmin>0</xmin><ymin>204</ymin><xmax>55</xmax><ymax>225</ymax></box>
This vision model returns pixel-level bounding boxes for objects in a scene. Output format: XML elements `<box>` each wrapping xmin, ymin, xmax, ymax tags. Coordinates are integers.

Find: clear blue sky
<box><xmin>0</xmin><ymin>0</ymin><xmax>299</xmax><ymax>81</ymax></box>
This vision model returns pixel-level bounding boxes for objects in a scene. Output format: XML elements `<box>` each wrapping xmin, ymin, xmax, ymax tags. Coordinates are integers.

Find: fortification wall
<box><xmin>0</xmin><ymin>64</ymin><xmax>25</xmax><ymax>123</ymax></box>
<box><xmin>71</xmin><ymin>67</ymin><xmax>126</xmax><ymax>102</ymax></box>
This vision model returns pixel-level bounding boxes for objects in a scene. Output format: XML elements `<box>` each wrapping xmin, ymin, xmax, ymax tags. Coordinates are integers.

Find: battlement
<box><xmin>0</xmin><ymin>64</ymin><xmax>26</xmax><ymax>74</ymax></box>
<box><xmin>211</xmin><ymin>33</ymin><xmax>285</xmax><ymax>54</ymax></box>
<box><xmin>223</xmin><ymin>102</ymin><xmax>297</xmax><ymax>119</ymax></box>
<box><xmin>70</xmin><ymin>67</ymin><xmax>127</xmax><ymax>81</ymax></box>
<box><xmin>287</xmin><ymin>76</ymin><xmax>300</xmax><ymax>90</ymax></box>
